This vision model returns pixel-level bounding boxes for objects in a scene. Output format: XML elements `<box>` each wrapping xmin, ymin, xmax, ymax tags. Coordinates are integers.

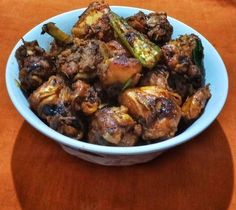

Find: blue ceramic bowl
<box><xmin>6</xmin><ymin>6</ymin><xmax>228</xmax><ymax>165</ymax></box>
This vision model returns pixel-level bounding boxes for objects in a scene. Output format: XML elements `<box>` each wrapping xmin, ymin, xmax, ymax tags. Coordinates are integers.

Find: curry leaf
<box><xmin>192</xmin><ymin>39</ymin><xmax>204</xmax><ymax>69</ymax></box>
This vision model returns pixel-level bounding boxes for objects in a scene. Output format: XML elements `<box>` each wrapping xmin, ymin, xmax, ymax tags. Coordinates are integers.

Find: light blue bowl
<box><xmin>6</xmin><ymin>6</ymin><xmax>228</xmax><ymax>165</ymax></box>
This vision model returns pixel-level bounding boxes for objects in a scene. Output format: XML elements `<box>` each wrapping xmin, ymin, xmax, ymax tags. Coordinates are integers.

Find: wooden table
<box><xmin>1</xmin><ymin>0</ymin><xmax>235</xmax><ymax>209</ymax></box>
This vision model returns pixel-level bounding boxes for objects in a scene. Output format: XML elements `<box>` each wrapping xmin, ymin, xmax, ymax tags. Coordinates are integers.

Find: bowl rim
<box><xmin>6</xmin><ymin>6</ymin><xmax>229</xmax><ymax>155</ymax></box>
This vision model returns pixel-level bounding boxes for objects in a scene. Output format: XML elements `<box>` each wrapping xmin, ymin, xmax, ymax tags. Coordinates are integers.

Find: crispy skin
<box><xmin>98</xmin><ymin>40</ymin><xmax>142</xmax><ymax>94</ymax></box>
<box><xmin>15</xmin><ymin>40</ymin><xmax>55</xmax><ymax>94</ymax></box>
<box><xmin>120</xmin><ymin>86</ymin><xmax>182</xmax><ymax>140</ymax></box>
<box><xmin>182</xmin><ymin>85</ymin><xmax>211</xmax><ymax>120</ymax></box>
<box><xmin>29</xmin><ymin>76</ymin><xmax>70</xmax><ymax>114</ymax></box>
<box><xmin>29</xmin><ymin>76</ymin><xmax>83</xmax><ymax>139</ymax></box>
<box><xmin>88</xmin><ymin>106</ymin><xmax>142</xmax><ymax>146</ymax></box>
<box><xmin>127</xmin><ymin>11</ymin><xmax>173</xmax><ymax>45</ymax></box>
<box><xmin>72</xmin><ymin>1</ymin><xmax>114</xmax><ymax>41</ymax></box>
<box><xmin>71</xmin><ymin>79</ymin><xmax>100</xmax><ymax>115</ymax></box>
<box><xmin>98</xmin><ymin>55</ymin><xmax>142</xmax><ymax>86</ymax></box>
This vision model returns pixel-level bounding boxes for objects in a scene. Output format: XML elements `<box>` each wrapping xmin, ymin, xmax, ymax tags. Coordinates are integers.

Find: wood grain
<box><xmin>0</xmin><ymin>0</ymin><xmax>236</xmax><ymax>210</ymax></box>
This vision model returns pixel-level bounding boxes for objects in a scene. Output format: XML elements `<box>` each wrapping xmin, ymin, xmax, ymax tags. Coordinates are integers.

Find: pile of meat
<box><xmin>15</xmin><ymin>1</ymin><xmax>211</xmax><ymax>146</ymax></box>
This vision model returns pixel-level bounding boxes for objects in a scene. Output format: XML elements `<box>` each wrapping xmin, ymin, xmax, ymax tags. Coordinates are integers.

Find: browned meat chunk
<box><xmin>88</xmin><ymin>106</ymin><xmax>142</xmax><ymax>146</ymax></box>
<box><xmin>182</xmin><ymin>85</ymin><xmax>211</xmax><ymax>120</ymax></box>
<box><xmin>97</xmin><ymin>39</ymin><xmax>142</xmax><ymax>87</ymax></box>
<box><xmin>71</xmin><ymin>79</ymin><xmax>100</xmax><ymax>115</ymax></box>
<box><xmin>168</xmin><ymin>72</ymin><xmax>198</xmax><ymax>100</ymax></box>
<box><xmin>139</xmin><ymin>65</ymin><xmax>170</xmax><ymax>90</ymax></box>
<box><xmin>15</xmin><ymin>40</ymin><xmax>55</xmax><ymax>94</ymax></box>
<box><xmin>119</xmin><ymin>86</ymin><xmax>182</xmax><ymax>141</ymax></box>
<box><xmin>98</xmin><ymin>55</ymin><xmax>142</xmax><ymax>86</ymax></box>
<box><xmin>57</xmin><ymin>39</ymin><xmax>103</xmax><ymax>78</ymax></box>
<box><xmin>29</xmin><ymin>76</ymin><xmax>83</xmax><ymax>139</ymax></box>
<box><xmin>127</xmin><ymin>11</ymin><xmax>173</xmax><ymax>45</ymax></box>
<box><xmin>96</xmin><ymin>41</ymin><xmax>142</xmax><ymax>99</ymax></box>
<box><xmin>162</xmin><ymin>34</ymin><xmax>203</xmax><ymax>78</ymax></box>
<box><xmin>72</xmin><ymin>1</ymin><xmax>114</xmax><ymax>41</ymax></box>
<box><xmin>162</xmin><ymin>34</ymin><xmax>204</xmax><ymax>99</ymax></box>
<box><xmin>102</xmin><ymin>40</ymin><xmax>129</xmax><ymax>57</ymax></box>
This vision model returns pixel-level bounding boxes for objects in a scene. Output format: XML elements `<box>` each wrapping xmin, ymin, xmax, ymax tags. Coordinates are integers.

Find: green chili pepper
<box><xmin>109</xmin><ymin>12</ymin><xmax>162</xmax><ymax>69</ymax></box>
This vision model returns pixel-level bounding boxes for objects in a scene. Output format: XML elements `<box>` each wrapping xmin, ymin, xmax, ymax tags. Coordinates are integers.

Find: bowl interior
<box><xmin>6</xmin><ymin>6</ymin><xmax>228</xmax><ymax>155</ymax></box>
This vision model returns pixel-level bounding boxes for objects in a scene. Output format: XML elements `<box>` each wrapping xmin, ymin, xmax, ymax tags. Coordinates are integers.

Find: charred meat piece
<box><xmin>15</xmin><ymin>40</ymin><xmax>55</xmax><ymax>94</ymax></box>
<box><xmin>16</xmin><ymin>40</ymin><xmax>44</xmax><ymax>67</ymax></box>
<box><xmin>48</xmin><ymin>113</ymin><xmax>84</xmax><ymax>139</ymax></box>
<box><xmin>42</xmin><ymin>23</ymin><xmax>108</xmax><ymax>81</ymax></box>
<box><xmin>71</xmin><ymin>79</ymin><xmax>100</xmax><ymax>115</ymax></box>
<box><xmin>126</xmin><ymin>11</ymin><xmax>147</xmax><ymax>34</ymax></box>
<box><xmin>162</xmin><ymin>34</ymin><xmax>204</xmax><ymax>78</ymax></box>
<box><xmin>162</xmin><ymin>34</ymin><xmax>204</xmax><ymax>99</ymax></box>
<box><xmin>42</xmin><ymin>23</ymin><xmax>104</xmax><ymax>79</ymax></box>
<box><xmin>127</xmin><ymin>11</ymin><xmax>173</xmax><ymax>46</ymax></box>
<box><xmin>167</xmin><ymin>71</ymin><xmax>199</xmax><ymax>100</ymax></box>
<box><xmin>29</xmin><ymin>76</ymin><xmax>71</xmax><ymax>116</ymax></box>
<box><xmin>72</xmin><ymin>1</ymin><xmax>114</xmax><ymax>41</ymax></box>
<box><xmin>88</xmin><ymin>106</ymin><xmax>142</xmax><ymax>146</ymax></box>
<box><xmin>139</xmin><ymin>65</ymin><xmax>170</xmax><ymax>90</ymax></box>
<box><xmin>120</xmin><ymin>86</ymin><xmax>182</xmax><ymax>141</ymax></box>
<box><xmin>29</xmin><ymin>76</ymin><xmax>83</xmax><ymax>139</ymax></box>
<box><xmin>41</xmin><ymin>22</ymin><xmax>74</xmax><ymax>56</ymax></box>
<box><xmin>57</xmin><ymin>39</ymin><xmax>103</xmax><ymax>79</ymax></box>
<box><xmin>42</xmin><ymin>23</ymin><xmax>103</xmax><ymax>79</ymax></box>
<box><xmin>182</xmin><ymin>85</ymin><xmax>211</xmax><ymax>121</ymax></box>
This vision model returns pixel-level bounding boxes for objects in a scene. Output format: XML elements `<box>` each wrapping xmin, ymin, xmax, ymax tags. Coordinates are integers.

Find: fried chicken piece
<box><xmin>96</xmin><ymin>40</ymin><xmax>142</xmax><ymax>100</ymax></box>
<box><xmin>167</xmin><ymin>72</ymin><xmax>198</xmax><ymax>100</ymax></box>
<box><xmin>57</xmin><ymin>39</ymin><xmax>103</xmax><ymax>79</ymax></box>
<box><xmin>98</xmin><ymin>39</ymin><xmax>142</xmax><ymax>87</ymax></box>
<box><xmin>120</xmin><ymin>86</ymin><xmax>182</xmax><ymax>141</ymax></box>
<box><xmin>98</xmin><ymin>55</ymin><xmax>142</xmax><ymax>87</ymax></box>
<box><xmin>139</xmin><ymin>65</ymin><xmax>170</xmax><ymax>90</ymax></box>
<box><xmin>71</xmin><ymin>79</ymin><xmax>100</xmax><ymax>115</ymax></box>
<box><xmin>15</xmin><ymin>40</ymin><xmax>55</xmax><ymax>94</ymax></box>
<box><xmin>41</xmin><ymin>23</ymin><xmax>104</xmax><ymax>80</ymax></box>
<box><xmin>162</xmin><ymin>34</ymin><xmax>203</xmax><ymax>78</ymax></box>
<box><xmin>127</xmin><ymin>11</ymin><xmax>173</xmax><ymax>45</ymax></box>
<box><xmin>72</xmin><ymin>1</ymin><xmax>114</xmax><ymax>41</ymax></box>
<box><xmin>42</xmin><ymin>19</ymin><xmax>141</xmax><ymax>88</ymax></box>
<box><xmin>162</xmin><ymin>34</ymin><xmax>204</xmax><ymax>99</ymax></box>
<box><xmin>182</xmin><ymin>85</ymin><xmax>211</xmax><ymax>121</ymax></box>
<box><xmin>88</xmin><ymin>106</ymin><xmax>142</xmax><ymax>146</ymax></box>
<box><xmin>29</xmin><ymin>76</ymin><xmax>83</xmax><ymax>139</ymax></box>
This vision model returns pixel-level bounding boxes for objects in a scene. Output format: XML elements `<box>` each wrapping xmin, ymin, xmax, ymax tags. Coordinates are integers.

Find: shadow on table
<box><xmin>212</xmin><ymin>0</ymin><xmax>236</xmax><ymax>7</ymax></box>
<box><xmin>11</xmin><ymin>120</ymin><xmax>233</xmax><ymax>210</ymax></box>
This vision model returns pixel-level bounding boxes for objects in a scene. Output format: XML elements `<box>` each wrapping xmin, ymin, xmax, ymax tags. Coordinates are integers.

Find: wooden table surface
<box><xmin>1</xmin><ymin>0</ymin><xmax>236</xmax><ymax>209</ymax></box>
